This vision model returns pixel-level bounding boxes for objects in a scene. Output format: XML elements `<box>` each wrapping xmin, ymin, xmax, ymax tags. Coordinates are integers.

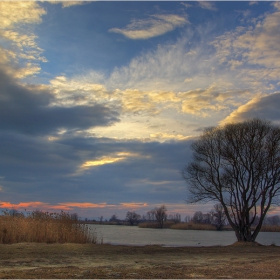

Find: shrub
<box><xmin>170</xmin><ymin>222</ymin><xmax>216</xmax><ymax>231</ymax></box>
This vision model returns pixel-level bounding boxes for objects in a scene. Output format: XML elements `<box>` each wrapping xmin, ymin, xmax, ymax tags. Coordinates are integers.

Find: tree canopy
<box><xmin>183</xmin><ymin>119</ymin><xmax>280</xmax><ymax>242</ymax></box>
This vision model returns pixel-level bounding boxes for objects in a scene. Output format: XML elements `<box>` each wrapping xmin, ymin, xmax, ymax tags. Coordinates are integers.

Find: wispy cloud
<box><xmin>109</xmin><ymin>14</ymin><xmax>188</xmax><ymax>39</ymax></box>
<box><xmin>61</xmin><ymin>1</ymin><xmax>87</xmax><ymax>8</ymax></box>
<box><xmin>0</xmin><ymin>2</ymin><xmax>46</xmax><ymax>78</ymax></box>
<box><xmin>198</xmin><ymin>2</ymin><xmax>217</xmax><ymax>11</ymax></box>
<box><xmin>212</xmin><ymin>3</ymin><xmax>280</xmax><ymax>91</ymax></box>
<box><xmin>49</xmin><ymin>1</ymin><xmax>88</xmax><ymax>8</ymax></box>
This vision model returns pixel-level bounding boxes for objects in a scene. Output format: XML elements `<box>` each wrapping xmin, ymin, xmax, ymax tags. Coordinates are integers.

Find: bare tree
<box><xmin>154</xmin><ymin>205</ymin><xmax>167</xmax><ymax>228</ymax></box>
<box><xmin>98</xmin><ymin>215</ymin><xmax>103</xmax><ymax>224</ymax></box>
<box><xmin>265</xmin><ymin>215</ymin><xmax>280</xmax><ymax>226</ymax></box>
<box><xmin>210</xmin><ymin>204</ymin><xmax>227</xmax><ymax>230</ymax></box>
<box><xmin>70</xmin><ymin>213</ymin><xmax>79</xmax><ymax>221</ymax></box>
<box><xmin>146</xmin><ymin>210</ymin><xmax>156</xmax><ymax>221</ymax></box>
<box><xmin>183</xmin><ymin>119</ymin><xmax>280</xmax><ymax>242</ymax></box>
<box><xmin>192</xmin><ymin>211</ymin><xmax>203</xmax><ymax>224</ymax></box>
<box><xmin>126</xmin><ymin>211</ymin><xmax>141</xmax><ymax>225</ymax></box>
<box><xmin>109</xmin><ymin>214</ymin><xmax>118</xmax><ymax>222</ymax></box>
<box><xmin>191</xmin><ymin>211</ymin><xmax>211</xmax><ymax>224</ymax></box>
<box><xmin>184</xmin><ymin>215</ymin><xmax>191</xmax><ymax>223</ymax></box>
<box><xmin>174</xmin><ymin>213</ymin><xmax>181</xmax><ymax>223</ymax></box>
<box><xmin>168</xmin><ymin>213</ymin><xmax>181</xmax><ymax>223</ymax></box>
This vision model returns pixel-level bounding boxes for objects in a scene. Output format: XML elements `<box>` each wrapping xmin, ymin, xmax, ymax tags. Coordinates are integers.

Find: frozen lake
<box><xmin>89</xmin><ymin>224</ymin><xmax>280</xmax><ymax>246</ymax></box>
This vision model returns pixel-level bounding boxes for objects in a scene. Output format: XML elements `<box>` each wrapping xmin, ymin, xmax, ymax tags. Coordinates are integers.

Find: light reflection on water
<box><xmin>88</xmin><ymin>224</ymin><xmax>280</xmax><ymax>246</ymax></box>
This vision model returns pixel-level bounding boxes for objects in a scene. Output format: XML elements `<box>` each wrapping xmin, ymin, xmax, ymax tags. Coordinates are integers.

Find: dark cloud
<box><xmin>0</xmin><ymin>69</ymin><xmax>119</xmax><ymax>135</ymax></box>
<box><xmin>0</xmin><ymin>129</ymin><xmax>193</xmax><ymax>205</ymax></box>
<box><xmin>242</xmin><ymin>92</ymin><xmax>280</xmax><ymax>122</ymax></box>
<box><xmin>222</xmin><ymin>92</ymin><xmax>280</xmax><ymax>124</ymax></box>
<box><xmin>0</xmin><ymin>68</ymin><xmax>193</xmax><ymax>212</ymax></box>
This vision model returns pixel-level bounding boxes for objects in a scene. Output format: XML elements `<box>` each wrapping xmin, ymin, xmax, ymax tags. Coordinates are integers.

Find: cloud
<box><xmin>198</xmin><ymin>2</ymin><xmax>217</xmax><ymax>11</ymax></box>
<box><xmin>107</xmin><ymin>34</ymin><xmax>241</xmax><ymax>94</ymax></box>
<box><xmin>61</xmin><ymin>1</ymin><xmax>87</xmax><ymax>8</ymax></box>
<box><xmin>0</xmin><ymin>2</ymin><xmax>47</xmax><ymax>78</ymax></box>
<box><xmin>179</xmin><ymin>84</ymin><xmax>250</xmax><ymax>117</ymax></box>
<box><xmin>0</xmin><ymin>201</ymin><xmax>112</xmax><ymax>212</ymax></box>
<box><xmin>149</xmin><ymin>133</ymin><xmax>191</xmax><ymax>141</ymax></box>
<box><xmin>211</xmin><ymin>3</ymin><xmax>280</xmax><ymax>90</ymax></box>
<box><xmin>49</xmin><ymin>74</ymin><xmax>108</xmax><ymax>107</ymax></box>
<box><xmin>0</xmin><ymin>69</ymin><xmax>119</xmax><ymax>136</ymax></box>
<box><xmin>81</xmin><ymin>152</ymin><xmax>149</xmax><ymax>168</ymax></box>
<box><xmin>220</xmin><ymin>92</ymin><xmax>280</xmax><ymax>125</ymax></box>
<box><xmin>0</xmin><ymin>124</ymin><xmax>195</xmax><ymax>217</ymax></box>
<box><xmin>2</xmin><ymin>198</ymin><xmax>279</xmax><ymax>219</ymax></box>
<box><xmin>181</xmin><ymin>3</ymin><xmax>192</xmax><ymax>9</ymax></box>
<box><xmin>109</xmin><ymin>14</ymin><xmax>188</xmax><ymax>39</ymax></box>
<box><xmin>50</xmin><ymin>72</ymin><xmax>241</xmax><ymax>118</ymax></box>
<box><xmin>0</xmin><ymin>2</ymin><xmax>45</xmax><ymax>28</ymax></box>
<box><xmin>49</xmin><ymin>1</ymin><xmax>88</xmax><ymax>8</ymax></box>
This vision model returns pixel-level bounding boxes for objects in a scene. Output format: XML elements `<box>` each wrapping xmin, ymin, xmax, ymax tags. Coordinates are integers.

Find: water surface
<box><xmin>89</xmin><ymin>224</ymin><xmax>280</xmax><ymax>246</ymax></box>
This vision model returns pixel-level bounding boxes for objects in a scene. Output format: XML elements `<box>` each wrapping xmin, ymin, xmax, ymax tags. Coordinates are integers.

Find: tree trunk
<box><xmin>234</xmin><ymin>226</ymin><xmax>256</xmax><ymax>242</ymax></box>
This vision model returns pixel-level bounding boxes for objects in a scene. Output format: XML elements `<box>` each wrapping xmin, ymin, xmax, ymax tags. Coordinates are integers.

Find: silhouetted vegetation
<box><xmin>126</xmin><ymin>211</ymin><xmax>141</xmax><ymax>225</ymax></box>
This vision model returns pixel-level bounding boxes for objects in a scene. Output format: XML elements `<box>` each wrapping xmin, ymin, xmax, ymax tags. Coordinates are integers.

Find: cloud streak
<box><xmin>198</xmin><ymin>2</ymin><xmax>217</xmax><ymax>11</ymax></box>
<box><xmin>109</xmin><ymin>14</ymin><xmax>188</xmax><ymax>39</ymax></box>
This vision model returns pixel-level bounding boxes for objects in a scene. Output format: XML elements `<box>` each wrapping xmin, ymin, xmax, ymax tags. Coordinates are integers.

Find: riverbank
<box><xmin>0</xmin><ymin>242</ymin><xmax>280</xmax><ymax>278</ymax></box>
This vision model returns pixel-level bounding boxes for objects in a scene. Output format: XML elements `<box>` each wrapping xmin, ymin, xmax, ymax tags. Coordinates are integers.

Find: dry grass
<box><xmin>138</xmin><ymin>221</ymin><xmax>175</xmax><ymax>228</ymax></box>
<box><xmin>1</xmin><ymin>243</ymin><xmax>280</xmax><ymax>279</ymax></box>
<box><xmin>0</xmin><ymin>211</ymin><xmax>98</xmax><ymax>244</ymax></box>
<box><xmin>259</xmin><ymin>225</ymin><xmax>280</xmax><ymax>232</ymax></box>
<box><xmin>170</xmin><ymin>222</ymin><xmax>217</xmax><ymax>230</ymax></box>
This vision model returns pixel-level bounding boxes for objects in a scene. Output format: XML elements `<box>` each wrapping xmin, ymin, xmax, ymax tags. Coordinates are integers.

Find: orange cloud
<box><xmin>0</xmin><ymin>201</ymin><xmax>150</xmax><ymax>212</ymax></box>
<box><xmin>0</xmin><ymin>201</ymin><xmax>72</xmax><ymax>211</ymax></box>
<box><xmin>120</xmin><ymin>202</ymin><xmax>148</xmax><ymax>209</ymax></box>
<box><xmin>60</xmin><ymin>202</ymin><xmax>109</xmax><ymax>209</ymax></box>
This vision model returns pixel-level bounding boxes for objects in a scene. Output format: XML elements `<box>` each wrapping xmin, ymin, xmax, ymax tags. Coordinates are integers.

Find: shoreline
<box><xmin>85</xmin><ymin>221</ymin><xmax>280</xmax><ymax>232</ymax></box>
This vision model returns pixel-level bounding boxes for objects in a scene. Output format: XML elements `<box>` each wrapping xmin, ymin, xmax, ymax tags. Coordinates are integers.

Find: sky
<box><xmin>1</xmin><ymin>1</ymin><xmax>280</xmax><ymax>220</ymax></box>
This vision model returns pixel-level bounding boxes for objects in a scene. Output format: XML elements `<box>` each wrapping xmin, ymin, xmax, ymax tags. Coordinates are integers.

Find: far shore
<box><xmin>82</xmin><ymin>220</ymin><xmax>280</xmax><ymax>232</ymax></box>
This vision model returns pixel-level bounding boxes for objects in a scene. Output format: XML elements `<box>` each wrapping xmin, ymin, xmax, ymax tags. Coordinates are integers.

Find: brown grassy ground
<box><xmin>0</xmin><ymin>242</ymin><xmax>280</xmax><ymax>279</ymax></box>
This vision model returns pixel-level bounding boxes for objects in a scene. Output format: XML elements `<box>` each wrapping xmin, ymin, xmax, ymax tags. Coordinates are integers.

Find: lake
<box><xmin>89</xmin><ymin>224</ymin><xmax>280</xmax><ymax>246</ymax></box>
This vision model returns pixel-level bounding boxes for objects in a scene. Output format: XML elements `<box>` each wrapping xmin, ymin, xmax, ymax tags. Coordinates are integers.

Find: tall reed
<box><xmin>0</xmin><ymin>211</ymin><xmax>98</xmax><ymax>244</ymax></box>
